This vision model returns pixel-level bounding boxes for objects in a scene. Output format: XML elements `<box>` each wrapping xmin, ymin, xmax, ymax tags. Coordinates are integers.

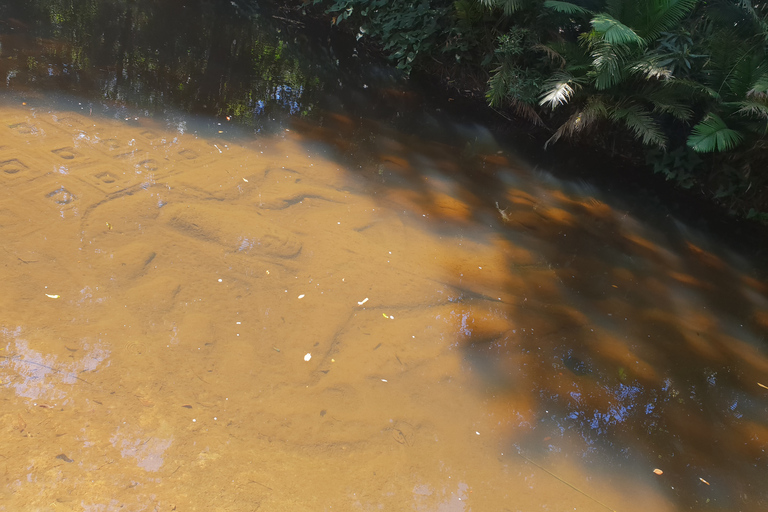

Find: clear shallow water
<box><xmin>1</xmin><ymin>3</ymin><xmax>767</xmax><ymax>511</ymax></box>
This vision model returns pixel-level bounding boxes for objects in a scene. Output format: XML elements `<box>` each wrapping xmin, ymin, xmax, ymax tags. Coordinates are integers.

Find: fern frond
<box><xmin>687</xmin><ymin>113</ymin><xmax>744</xmax><ymax>152</ymax></box>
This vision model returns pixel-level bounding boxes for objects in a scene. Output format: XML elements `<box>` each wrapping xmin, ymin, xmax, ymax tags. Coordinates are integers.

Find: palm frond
<box><xmin>686</xmin><ymin>113</ymin><xmax>744</xmax><ymax>152</ymax></box>
<box><xmin>532</xmin><ymin>44</ymin><xmax>566</xmax><ymax>67</ymax></box>
<box><xmin>487</xmin><ymin>64</ymin><xmax>510</xmax><ymax>108</ymax></box>
<box><xmin>641</xmin><ymin>0</ymin><xmax>699</xmax><ymax>42</ymax></box>
<box><xmin>479</xmin><ymin>0</ymin><xmax>528</xmax><ymax>15</ymax></box>
<box><xmin>486</xmin><ymin>63</ymin><xmax>542</xmax><ymax>109</ymax></box>
<box><xmin>545</xmin><ymin>98</ymin><xmax>608</xmax><ymax>148</ymax></box>
<box><xmin>642</xmin><ymin>81</ymin><xmax>698</xmax><ymax>121</ymax></box>
<box><xmin>543</xmin><ymin>0</ymin><xmax>591</xmax><ymax>15</ymax></box>
<box><xmin>736</xmin><ymin>99</ymin><xmax>768</xmax><ymax>119</ymax></box>
<box><xmin>509</xmin><ymin>99</ymin><xmax>546</xmax><ymax>126</ymax></box>
<box><xmin>590</xmin><ymin>40</ymin><xmax>629</xmax><ymax>89</ymax></box>
<box><xmin>591</xmin><ymin>13</ymin><xmax>644</xmax><ymax>46</ymax></box>
<box><xmin>629</xmin><ymin>52</ymin><xmax>673</xmax><ymax>80</ymax></box>
<box><xmin>747</xmin><ymin>73</ymin><xmax>768</xmax><ymax>97</ymax></box>
<box><xmin>539</xmin><ymin>71</ymin><xmax>577</xmax><ymax>108</ymax></box>
<box><xmin>611</xmin><ymin>102</ymin><xmax>667</xmax><ymax>147</ymax></box>
<box><xmin>672</xmin><ymin>78</ymin><xmax>721</xmax><ymax>99</ymax></box>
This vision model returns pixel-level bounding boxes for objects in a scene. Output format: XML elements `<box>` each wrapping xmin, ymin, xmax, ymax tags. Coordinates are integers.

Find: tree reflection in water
<box><xmin>0</xmin><ymin>0</ymin><xmax>323</xmax><ymax>128</ymax></box>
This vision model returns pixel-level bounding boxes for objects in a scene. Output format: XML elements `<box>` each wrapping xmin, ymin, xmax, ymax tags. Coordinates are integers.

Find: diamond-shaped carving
<box><xmin>140</xmin><ymin>130</ymin><xmax>161</xmax><ymax>142</ymax></box>
<box><xmin>100</xmin><ymin>139</ymin><xmax>121</xmax><ymax>151</ymax></box>
<box><xmin>51</xmin><ymin>147</ymin><xmax>78</xmax><ymax>160</ymax></box>
<box><xmin>8</xmin><ymin>122</ymin><xmax>38</xmax><ymax>135</ymax></box>
<box><xmin>46</xmin><ymin>187</ymin><xmax>76</xmax><ymax>205</ymax></box>
<box><xmin>0</xmin><ymin>158</ymin><xmax>28</xmax><ymax>176</ymax></box>
<box><xmin>177</xmin><ymin>149</ymin><xmax>198</xmax><ymax>160</ymax></box>
<box><xmin>55</xmin><ymin>116</ymin><xmax>86</xmax><ymax>128</ymax></box>
<box><xmin>137</xmin><ymin>159</ymin><xmax>159</xmax><ymax>172</ymax></box>
<box><xmin>94</xmin><ymin>171</ymin><xmax>118</xmax><ymax>184</ymax></box>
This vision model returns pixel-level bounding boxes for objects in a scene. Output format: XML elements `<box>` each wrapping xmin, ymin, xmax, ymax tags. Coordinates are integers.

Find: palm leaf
<box><xmin>532</xmin><ymin>44</ymin><xmax>566</xmax><ymax>67</ymax></box>
<box><xmin>736</xmin><ymin>99</ymin><xmax>768</xmax><ymax>119</ymax></box>
<box><xmin>649</xmin><ymin>99</ymin><xmax>693</xmax><ymax>121</ymax></box>
<box><xmin>641</xmin><ymin>0</ymin><xmax>699</xmax><ymax>42</ymax></box>
<box><xmin>748</xmin><ymin>73</ymin><xmax>768</xmax><ymax>97</ymax></box>
<box><xmin>479</xmin><ymin>0</ymin><xmax>527</xmax><ymax>15</ymax></box>
<box><xmin>687</xmin><ymin>113</ymin><xmax>744</xmax><ymax>152</ymax></box>
<box><xmin>639</xmin><ymin>81</ymin><xmax>697</xmax><ymax>121</ymax></box>
<box><xmin>590</xmin><ymin>40</ymin><xmax>629</xmax><ymax>89</ymax></box>
<box><xmin>611</xmin><ymin>103</ymin><xmax>667</xmax><ymax>147</ymax></box>
<box><xmin>629</xmin><ymin>52</ymin><xmax>673</xmax><ymax>80</ymax></box>
<box><xmin>545</xmin><ymin>98</ymin><xmax>608</xmax><ymax>148</ymax></box>
<box><xmin>539</xmin><ymin>71</ymin><xmax>577</xmax><ymax>108</ymax></box>
<box><xmin>543</xmin><ymin>0</ymin><xmax>591</xmax><ymax>15</ymax></box>
<box><xmin>508</xmin><ymin>100</ymin><xmax>546</xmax><ymax>126</ymax></box>
<box><xmin>591</xmin><ymin>13</ymin><xmax>644</xmax><ymax>45</ymax></box>
<box><xmin>487</xmin><ymin>64</ymin><xmax>510</xmax><ymax>108</ymax></box>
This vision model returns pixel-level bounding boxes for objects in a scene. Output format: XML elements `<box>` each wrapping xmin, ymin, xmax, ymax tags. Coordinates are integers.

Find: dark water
<box><xmin>1</xmin><ymin>2</ymin><xmax>767</xmax><ymax>511</ymax></box>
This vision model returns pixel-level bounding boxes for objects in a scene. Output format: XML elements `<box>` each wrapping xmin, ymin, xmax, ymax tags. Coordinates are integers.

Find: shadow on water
<box><xmin>1</xmin><ymin>1</ymin><xmax>768</xmax><ymax>511</ymax></box>
<box><xmin>288</xmin><ymin>111</ymin><xmax>768</xmax><ymax>511</ymax></box>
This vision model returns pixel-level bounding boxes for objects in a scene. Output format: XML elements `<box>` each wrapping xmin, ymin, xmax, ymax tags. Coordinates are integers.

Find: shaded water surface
<box><xmin>1</xmin><ymin>2</ymin><xmax>768</xmax><ymax>512</ymax></box>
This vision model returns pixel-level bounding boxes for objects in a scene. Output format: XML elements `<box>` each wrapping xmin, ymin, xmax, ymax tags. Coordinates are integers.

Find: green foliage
<box><xmin>543</xmin><ymin>1</ymin><xmax>591</xmax><ymax>15</ymax></box>
<box><xmin>687</xmin><ymin>114</ymin><xmax>744</xmax><ymax>152</ymax></box>
<box><xmin>319</xmin><ymin>0</ymin><xmax>451</xmax><ymax>73</ymax></box>
<box><xmin>479</xmin><ymin>0</ymin><xmax>529</xmax><ymax>15</ymax></box>
<box><xmin>314</xmin><ymin>0</ymin><xmax>768</xmax><ymax>216</ymax></box>
<box><xmin>590</xmin><ymin>14</ymin><xmax>643</xmax><ymax>46</ymax></box>
<box><xmin>646</xmin><ymin>146</ymin><xmax>702</xmax><ymax>188</ymax></box>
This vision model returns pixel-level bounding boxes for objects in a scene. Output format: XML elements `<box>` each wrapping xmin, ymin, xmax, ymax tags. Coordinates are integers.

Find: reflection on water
<box><xmin>0</xmin><ymin>0</ymin><xmax>326</xmax><ymax>128</ymax></box>
<box><xmin>1</xmin><ymin>2</ymin><xmax>767</xmax><ymax>511</ymax></box>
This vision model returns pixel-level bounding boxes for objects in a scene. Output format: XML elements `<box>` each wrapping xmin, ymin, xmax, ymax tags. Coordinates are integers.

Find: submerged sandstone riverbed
<box><xmin>1</xmin><ymin>2</ymin><xmax>767</xmax><ymax>511</ymax></box>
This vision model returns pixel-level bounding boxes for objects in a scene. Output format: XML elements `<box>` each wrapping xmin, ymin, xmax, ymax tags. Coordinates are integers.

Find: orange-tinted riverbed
<box><xmin>0</xmin><ymin>100</ymin><xmax>767</xmax><ymax>512</ymax></box>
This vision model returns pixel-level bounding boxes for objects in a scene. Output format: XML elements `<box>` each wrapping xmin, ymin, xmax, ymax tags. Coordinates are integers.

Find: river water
<box><xmin>1</xmin><ymin>2</ymin><xmax>767</xmax><ymax>511</ymax></box>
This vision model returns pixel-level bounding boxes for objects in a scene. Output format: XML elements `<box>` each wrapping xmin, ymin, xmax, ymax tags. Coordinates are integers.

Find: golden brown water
<box><xmin>1</xmin><ymin>100</ymin><xmax>767</xmax><ymax>512</ymax></box>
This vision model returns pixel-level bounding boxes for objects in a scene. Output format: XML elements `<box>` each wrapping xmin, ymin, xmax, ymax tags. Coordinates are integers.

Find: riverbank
<box><xmin>280</xmin><ymin>1</ymin><xmax>768</xmax><ymax>263</ymax></box>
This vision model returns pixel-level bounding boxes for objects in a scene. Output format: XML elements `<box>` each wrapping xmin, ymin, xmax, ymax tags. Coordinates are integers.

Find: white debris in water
<box><xmin>298</xmin><ymin>294</ymin><xmax>305</xmax><ymax>299</ymax></box>
<box><xmin>358</xmin><ymin>298</ymin><xmax>369</xmax><ymax>305</ymax></box>
<box><xmin>304</xmin><ymin>353</ymin><xmax>312</xmax><ymax>362</ymax></box>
